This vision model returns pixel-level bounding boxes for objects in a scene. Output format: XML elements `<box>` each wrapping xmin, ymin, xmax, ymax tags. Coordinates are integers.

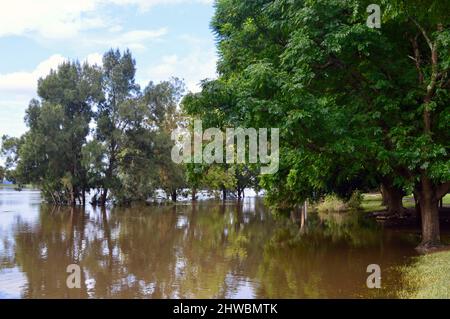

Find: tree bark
<box><xmin>380</xmin><ymin>180</ymin><xmax>405</xmax><ymax>215</ymax></box>
<box><xmin>380</xmin><ymin>184</ymin><xmax>388</xmax><ymax>206</ymax></box>
<box><xmin>416</xmin><ymin>174</ymin><xmax>441</xmax><ymax>250</ymax></box>
<box><xmin>191</xmin><ymin>187</ymin><xmax>197</xmax><ymax>201</ymax></box>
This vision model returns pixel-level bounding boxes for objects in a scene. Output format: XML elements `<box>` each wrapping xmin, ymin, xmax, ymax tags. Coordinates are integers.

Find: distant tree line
<box><xmin>0</xmin><ymin>49</ymin><xmax>258</xmax><ymax>205</ymax></box>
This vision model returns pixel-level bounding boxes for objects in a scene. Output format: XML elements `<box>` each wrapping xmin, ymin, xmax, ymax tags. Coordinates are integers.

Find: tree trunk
<box><xmin>171</xmin><ymin>190</ymin><xmax>177</xmax><ymax>202</ymax></box>
<box><xmin>70</xmin><ymin>186</ymin><xmax>77</xmax><ymax>206</ymax></box>
<box><xmin>222</xmin><ymin>188</ymin><xmax>227</xmax><ymax>201</ymax></box>
<box><xmin>82</xmin><ymin>189</ymin><xmax>86</xmax><ymax>207</ymax></box>
<box><xmin>380</xmin><ymin>184</ymin><xmax>388</xmax><ymax>206</ymax></box>
<box><xmin>380</xmin><ymin>180</ymin><xmax>405</xmax><ymax>215</ymax></box>
<box><xmin>237</xmin><ymin>188</ymin><xmax>242</xmax><ymax>200</ymax></box>
<box><xmin>191</xmin><ymin>188</ymin><xmax>197</xmax><ymax>201</ymax></box>
<box><xmin>413</xmin><ymin>191</ymin><xmax>421</xmax><ymax>217</ymax></box>
<box><xmin>100</xmin><ymin>188</ymin><xmax>108</xmax><ymax>207</ymax></box>
<box><xmin>417</xmin><ymin>175</ymin><xmax>440</xmax><ymax>250</ymax></box>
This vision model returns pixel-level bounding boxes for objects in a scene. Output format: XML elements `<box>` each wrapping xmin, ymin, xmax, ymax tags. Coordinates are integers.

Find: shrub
<box><xmin>347</xmin><ymin>190</ymin><xmax>363</xmax><ymax>211</ymax></box>
<box><xmin>317</xmin><ymin>194</ymin><xmax>347</xmax><ymax>213</ymax></box>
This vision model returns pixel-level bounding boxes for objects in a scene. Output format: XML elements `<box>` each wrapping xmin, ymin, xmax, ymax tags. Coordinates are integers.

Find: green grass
<box><xmin>399</xmin><ymin>250</ymin><xmax>450</xmax><ymax>299</ymax></box>
<box><xmin>361</xmin><ymin>193</ymin><xmax>385</xmax><ymax>212</ymax></box>
<box><xmin>360</xmin><ymin>193</ymin><xmax>450</xmax><ymax>213</ymax></box>
<box><xmin>443</xmin><ymin>194</ymin><xmax>450</xmax><ymax>205</ymax></box>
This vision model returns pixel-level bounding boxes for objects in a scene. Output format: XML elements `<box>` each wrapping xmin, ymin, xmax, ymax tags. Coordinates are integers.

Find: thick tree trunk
<box><xmin>417</xmin><ymin>175</ymin><xmax>441</xmax><ymax>250</ymax></box>
<box><xmin>191</xmin><ymin>188</ymin><xmax>197</xmax><ymax>201</ymax></box>
<box><xmin>222</xmin><ymin>188</ymin><xmax>227</xmax><ymax>201</ymax></box>
<box><xmin>380</xmin><ymin>180</ymin><xmax>405</xmax><ymax>215</ymax></box>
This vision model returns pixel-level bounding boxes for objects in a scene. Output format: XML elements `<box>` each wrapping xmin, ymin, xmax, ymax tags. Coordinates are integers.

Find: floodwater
<box><xmin>0</xmin><ymin>187</ymin><xmax>425</xmax><ymax>299</ymax></box>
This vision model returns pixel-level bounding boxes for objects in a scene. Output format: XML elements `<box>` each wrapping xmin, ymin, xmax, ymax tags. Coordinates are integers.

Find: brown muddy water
<box><xmin>0</xmin><ymin>187</ymin><xmax>429</xmax><ymax>299</ymax></box>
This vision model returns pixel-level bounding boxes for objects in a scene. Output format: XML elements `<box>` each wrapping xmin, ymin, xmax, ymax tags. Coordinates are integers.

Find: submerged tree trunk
<box><xmin>100</xmin><ymin>188</ymin><xmax>108</xmax><ymax>207</ymax></box>
<box><xmin>171</xmin><ymin>190</ymin><xmax>177</xmax><ymax>202</ymax></box>
<box><xmin>70</xmin><ymin>186</ymin><xmax>77</xmax><ymax>206</ymax></box>
<box><xmin>237</xmin><ymin>188</ymin><xmax>242</xmax><ymax>200</ymax></box>
<box><xmin>380</xmin><ymin>180</ymin><xmax>405</xmax><ymax>215</ymax></box>
<box><xmin>82</xmin><ymin>189</ymin><xmax>86</xmax><ymax>207</ymax></box>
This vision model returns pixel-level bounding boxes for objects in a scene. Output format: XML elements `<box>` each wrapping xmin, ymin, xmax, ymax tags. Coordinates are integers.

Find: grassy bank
<box><xmin>361</xmin><ymin>193</ymin><xmax>450</xmax><ymax>213</ymax></box>
<box><xmin>399</xmin><ymin>250</ymin><xmax>450</xmax><ymax>298</ymax></box>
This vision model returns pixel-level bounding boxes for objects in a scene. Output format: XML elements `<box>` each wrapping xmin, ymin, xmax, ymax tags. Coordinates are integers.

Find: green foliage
<box><xmin>202</xmin><ymin>166</ymin><xmax>237</xmax><ymax>199</ymax></box>
<box><xmin>185</xmin><ymin>0</ymin><xmax>450</xmax><ymax>214</ymax></box>
<box><xmin>316</xmin><ymin>195</ymin><xmax>347</xmax><ymax>213</ymax></box>
<box><xmin>4</xmin><ymin>49</ymin><xmax>190</xmax><ymax>205</ymax></box>
<box><xmin>347</xmin><ymin>190</ymin><xmax>363</xmax><ymax>211</ymax></box>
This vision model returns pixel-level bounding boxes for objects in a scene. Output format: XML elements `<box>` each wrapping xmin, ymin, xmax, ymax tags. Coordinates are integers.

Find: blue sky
<box><xmin>0</xmin><ymin>0</ymin><xmax>218</xmax><ymax>138</ymax></box>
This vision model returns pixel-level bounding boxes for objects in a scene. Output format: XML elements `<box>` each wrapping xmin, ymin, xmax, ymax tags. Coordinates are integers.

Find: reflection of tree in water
<box><xmin>10</xmin><ymin>200</ymin><xmax>273</xmax><ymax>298</ymax></box>
<box><xmin>255</xmin><ymin>211</ymin><xmax>417</xmax><ymax>298</ymax></box>
<box><xmin>13</xmin><ymin>205</ymin><xmax>89</xmax><ymax>298</ymax></box>
<box><xmin>10</xmin><ymin>200</ymin><xmax>417</xmax><ymax>298</ymax></box>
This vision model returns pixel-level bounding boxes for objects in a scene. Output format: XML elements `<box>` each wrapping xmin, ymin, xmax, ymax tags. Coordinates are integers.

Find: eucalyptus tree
<box><xmin>96</xmin><ymin>49</ymin><xmax>140</xmax><ymax>205</ymax></box>
<box><xmin>142</xmin><ymin>78</ymin><xmax>187</xmax><ymax>201</ymax></box>
<box><xmin>0</xmin><ymin>135</ymin><xmax>23</xmax><ymax>184</ymax></box>
<box><xmin>14</xmin><ymin>62</ymin><xmax>103</xmax><ymax>204</ymax></box>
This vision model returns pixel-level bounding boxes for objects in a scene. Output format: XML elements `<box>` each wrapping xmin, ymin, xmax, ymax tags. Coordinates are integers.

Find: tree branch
<box><xmin>409</xmin><ymin>34</ymin><xmax>424</xmax><ymax>84</ymax></box>
<box><xmin>409</xmin><ymin>17</ymin><xmax>433</xmax><ymax>50</ymax></box>
<box><xmin>436</xmin><ymin>181</ymin><xmax>450</xmax><ymax>200</ymax></box>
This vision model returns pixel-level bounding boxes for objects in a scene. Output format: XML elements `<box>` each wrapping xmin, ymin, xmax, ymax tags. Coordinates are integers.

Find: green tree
<box><xmin>188</xmin><ymin>0</ymin><xmax>449</xmax><ymax>249</ymax></box>
<box><xmin>143</xmin><ymin>78</ymin><xmax>187</xmax><ymax>202</ymax></box>
<box><xmin>13</xmin><ymin>61</ymin><xmax>103</xmax><ymax>204</ymax></box>
<box><xmin>1</xmin><ymin>135</ymin><xmax>23</xmax><ymax>184</ymax></box>
<box><xmin>96</xmin><ymin>49</ymin><xmax>140</xmax><ymax>206</ymax></box>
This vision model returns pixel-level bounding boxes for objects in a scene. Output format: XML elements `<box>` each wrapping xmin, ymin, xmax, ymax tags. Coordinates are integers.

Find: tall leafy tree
<box><xmin>96</xmin><ymin>49</ymin><xmax>140</xmax><ymax>205</ymax></box>
<box><xmin>16</xmin><ymin>62</ymin><xmax>103</xmax><ymax>204</ymax></box>
<box><xmin>189</xmin><ymin>0</ymin><xmax>449</xmax><ymax>249</ymax></box>
<box><xmin>142</xmin><ymin>78</ymin><xmax>187</xmax><ymax>202</ymax></box>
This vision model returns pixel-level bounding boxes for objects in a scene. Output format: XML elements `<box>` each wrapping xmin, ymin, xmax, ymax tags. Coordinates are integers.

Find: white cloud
<box><xmin>90</xmin><ymin>28</ymin><xmax>168</xmax><ymax>50</ymax></box>
<box><xmin>0</xmin><ymin>0</ymin><xmax>212</xmax><ymax>39</ymax></box>
<box><xmin>107</xmin><ymin>0</ymin><xmax>213</xmax><ymax>11</ymax></box>
<box><xmin>86</xmin><ymin>53</ymin><xmax>104</xmax><ymax>66</ymax></box>
<box><xmin>0</xmin><ymin>53</ymin><xmax>103</xmax><ymax>97</ymax></box>
<box><xmin>0</xmin><ymin>53</ymin><xmax>103</xmax><ymax>138</ymax></box>
<box><xmin>146</xmin><ymin>48</ymin><xmax>217</xmax><ymax>92</ymax></box>
<box><xmin>0</xmin><ymin>1</ymin><xmax>102</xmax><ymax>39</ymax></box>
<box><xmin>0</xmin><ymin>55</ymin><xmax>66</xmax><ymax>96</ymax></box>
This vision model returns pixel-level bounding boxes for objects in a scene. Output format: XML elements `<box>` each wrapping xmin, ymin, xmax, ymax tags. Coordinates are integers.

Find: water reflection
<box><xmin>0</xmin><ymin>188</ymin><xmax>421</xmax><ymax>299</ymax></box>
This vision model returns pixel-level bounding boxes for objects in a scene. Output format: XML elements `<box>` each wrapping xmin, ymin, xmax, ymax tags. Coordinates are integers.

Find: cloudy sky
<box><xmin>0</xmin><ymin>0</ymin><xmax>218</xmax><ymax>138</ymax></box>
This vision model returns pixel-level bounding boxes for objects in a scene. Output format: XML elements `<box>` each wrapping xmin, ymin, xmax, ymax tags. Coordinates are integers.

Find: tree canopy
<box><xmin>182</xmin><ymin>0</ymin><xmax>450</xmax><ymax>248</ymax></box>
